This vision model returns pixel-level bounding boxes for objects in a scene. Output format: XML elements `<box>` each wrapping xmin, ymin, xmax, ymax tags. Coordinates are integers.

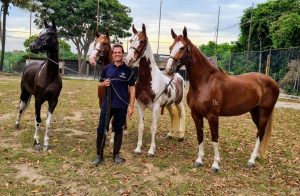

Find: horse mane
<box><xmin>188</xmin><ymin>40</ymin><xmax>227</xmax><ymax>75</ymax></box>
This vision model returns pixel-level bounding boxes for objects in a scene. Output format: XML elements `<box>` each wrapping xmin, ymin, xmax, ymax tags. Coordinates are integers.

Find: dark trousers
<box><xmin>97</xmin><ymin>107</ymin><xmax>127</xmax><ymax>134</ymax></box>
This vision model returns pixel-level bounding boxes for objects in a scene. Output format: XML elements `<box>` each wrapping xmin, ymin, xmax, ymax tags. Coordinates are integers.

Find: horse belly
<box><xmin>220</xmin><ymin>97</ymin><xmax>259</xmax><ymax>116</ymax></box>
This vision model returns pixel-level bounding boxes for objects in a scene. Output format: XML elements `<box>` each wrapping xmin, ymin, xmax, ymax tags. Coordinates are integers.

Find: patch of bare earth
<box><xmin>63</xmin><ymin>111</ymin><xmax>82</xmax><ymax>121</ymax></box>
<box><xmin>0</xmin><ymin>113</ymin><xmax>15</xmax><ymax>122</ymax></box>
<box><xmin>55</xmin><ymin>128</ymin><xmax>87</xmax><ymax>137</ymax></box>
<box><xmin>14</xmin><ymin>163</ymin><xmax>51</xmax><ymax>185</ymax></box>
<box><xmin>143</xmin><ymin>163</ymin><xmax>195</xmax><ymax>184</ymax></box>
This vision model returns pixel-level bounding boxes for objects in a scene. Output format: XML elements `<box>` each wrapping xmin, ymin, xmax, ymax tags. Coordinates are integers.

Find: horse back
<box><xmin>221</xmin><ymin>72</ymin><xmax>279</xmax><ymax>115</ymax></box>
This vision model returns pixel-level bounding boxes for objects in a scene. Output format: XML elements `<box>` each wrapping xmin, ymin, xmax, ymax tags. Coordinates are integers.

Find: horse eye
<box><xmin>180</xmin><ymin>47</ymin><xmax>185</xmax><ymax>50</ymax></box>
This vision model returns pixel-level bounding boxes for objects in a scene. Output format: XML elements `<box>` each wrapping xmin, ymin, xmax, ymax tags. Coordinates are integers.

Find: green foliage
<box><xmin>271</xmin><ymin>13</ymin><xmax>300</xmax><ymax>48</ymax></box>
<box><xmin>1</xmin><ymin>51</ymin><xmax>27</xmax><ymax>72</ymax></box>
<box><xmin>199</xmin><ymin>41</ymin><xmax>237</xmax><ymax>70</ymax></box>
<box><xmin>33</xmin><ymin>0</ymin><xmax>132</xmax><ymax>39</ymax></box>
<box><xmin>239</xmin><ymin>0</ymin><xmax>300</xmax><ymax>51</ymax></box>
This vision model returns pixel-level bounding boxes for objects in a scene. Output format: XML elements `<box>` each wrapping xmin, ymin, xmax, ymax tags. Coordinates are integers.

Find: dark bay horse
<box><xmin>125</xmin><ymin>24</ymin><xmax>185</xmax><ymax>156</ymax></box>
<box><xmin>89</xmin><ymin>29</ymin><xmax>112</xmax><ymax>108</ymax></box>
<box><xmin>15</xmin><ymin>20</ymin><xmax>62</xmax><ymax>151</ymax></box>
<box><xmin>166</xmin><ymin>27</ymin><xmax>279</xmax><ymax>172</ymax></box>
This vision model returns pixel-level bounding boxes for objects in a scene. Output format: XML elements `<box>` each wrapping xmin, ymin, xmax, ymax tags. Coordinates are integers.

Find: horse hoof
<box><xmin>147</xmin><ymin>153</ymin><xmax>154</xmax><ymax>158</ymax></box>
<box><xmin>211</xmin><ymin>167</ymin><xmax>219</xmax><ymax>173</ymax></box>
<box><xmin>43</xmin><ymin>145</ymin><xmax>49</xmax><ymax>152</ymax></box>
<box><xmin>194</xmin><ymin>161</ymin><xmax>203</xmax><ymax>168</ymax></box>
<box><xmin>177</xmin><ymin>137</ymin><xmax>184</xmax><ymax>142</ymax></box>
<box><xmin>34</xmin><ymin>144</ymin><xmax>42</xmax><ymax>151</ymax></box>
<box><xmin>133</xmin><ymin>150</ymin><xmax>141</xmax><ymax>155</ymax></box>
<box><xmin>166</xmin><ymin>135</ymin><xmax>173</xmax><ymax>140</ymax></box>
<box><xmin>247</xmin><ymin>162</ymin><xmax>255</xmax><ymax>168</ymax></box>
<box><xmin>15</xmin><ymin>124</ymin><xmax>20</xmax><ymax>129</ymax></box>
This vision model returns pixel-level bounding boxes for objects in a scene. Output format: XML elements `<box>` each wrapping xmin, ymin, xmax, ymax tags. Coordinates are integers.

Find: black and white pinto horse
<box><xmin>125</xmin><ymin>24</ymin><xmax>185</xmax><ymax>156</ymax></box>
<box><xmin>15</xmin><ymin>20</ymin><xmax>62</xmax><ymax>151</ymax></box>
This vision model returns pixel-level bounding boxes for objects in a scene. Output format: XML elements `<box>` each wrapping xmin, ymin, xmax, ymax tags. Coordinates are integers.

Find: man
<box><xmin>92</xmin><ymin>44</ymin><xmax>135</xmax><ymax>166</ymax></box>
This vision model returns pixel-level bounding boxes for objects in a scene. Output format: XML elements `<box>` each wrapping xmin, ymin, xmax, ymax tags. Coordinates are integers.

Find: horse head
<box><xmin>125</xmin><ymin>24</ymin><xmax>148</xmax><ymax>67</ymax></box>
<box><xmin>166</xmin><ymin>27</ymin><xmax>190</xmax><ymax>75</ymax></box>
<box><xmin>30</xmin><ymin>20</ymin><xmax>58</xmax><ymax>54</ymax></box>
<box><xmin>89</xmin><ymin>29</ymin><xmax>111</xmax><ymax>67</ymax></box>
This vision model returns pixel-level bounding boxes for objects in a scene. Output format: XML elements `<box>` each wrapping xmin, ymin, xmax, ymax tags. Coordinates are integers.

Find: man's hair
<box><xmin>112</xmin><ymin>44</ymin><xmax>124</xmax><ymax>53</ymax></box>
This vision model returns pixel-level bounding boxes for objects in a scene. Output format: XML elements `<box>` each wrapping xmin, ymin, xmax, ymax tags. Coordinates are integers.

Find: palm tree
<box><xmin>0</xmin><ymin>0</ymin><xmax>32</xmax><ymax>71</ymax></box>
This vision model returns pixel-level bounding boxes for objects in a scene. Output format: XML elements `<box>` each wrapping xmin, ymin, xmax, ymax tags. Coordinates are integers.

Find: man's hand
<box><xmin>127</xmin><ymin>105</ymin><xmax>134</xmax><ymax>118</ymax></box>
<box><xmin>100</xmin><ymin>79</ymin><xmax>110</xmax><ymax>87</ymax></box>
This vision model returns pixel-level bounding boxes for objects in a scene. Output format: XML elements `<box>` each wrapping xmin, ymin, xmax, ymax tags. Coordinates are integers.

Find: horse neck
<box><xmin>187</xmin><ymin>43</ymin><xmax>218</xmax><ymax>87</ymax></box>
<box><xmin>46</xmin><ymin>45</ymin><xmax>59</xmax><ymax>73</ymax></box>
<box><xmin>143</xmin><ymin>42</ymin><xmax>160</xmax><ymax>73</ymax></box>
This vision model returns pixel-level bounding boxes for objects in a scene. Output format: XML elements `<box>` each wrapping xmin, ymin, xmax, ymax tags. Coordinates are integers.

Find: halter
<box><xmin>169</xmin><ymin>45</ymin><xmax>190</xmax><ymax>72</ymax></box>
<box><xmin>128</xmin><ymin>33</ymin><xmax>148</xmax><ymax>63</ymax></box>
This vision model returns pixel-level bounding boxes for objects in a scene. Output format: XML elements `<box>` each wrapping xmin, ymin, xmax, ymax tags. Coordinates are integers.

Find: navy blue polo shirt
<box><xmin>100</xmin><ymin>62</ymin><xmax>135</xmax><ymax>109</ymax></box>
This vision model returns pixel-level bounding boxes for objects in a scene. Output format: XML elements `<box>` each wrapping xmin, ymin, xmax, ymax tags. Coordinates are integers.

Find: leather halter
<box><xmin>168</xmin><ymin>45</ymin><xmax>190</xmax><ymax>72</ymax></box>
<box><xmin>129</xmin><ymin>37</ymin><xmax>148</xmax><ymax>62</ymax></box>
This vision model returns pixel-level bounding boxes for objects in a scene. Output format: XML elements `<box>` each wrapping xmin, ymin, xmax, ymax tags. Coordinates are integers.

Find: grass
<box><xmin>0</xmin><ymin>74</ymin><xmax>299</xmax><ymax>195</ymax></box>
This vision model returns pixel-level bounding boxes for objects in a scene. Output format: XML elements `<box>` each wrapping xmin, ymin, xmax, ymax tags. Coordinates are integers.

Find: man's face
<box><xmin>112</xmin><ymin>47</ymin><xmax>123</xmax><ymax>62</ymax></box>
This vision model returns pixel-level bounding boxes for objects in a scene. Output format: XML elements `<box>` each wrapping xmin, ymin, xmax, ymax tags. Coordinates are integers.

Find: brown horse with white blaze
<box><xmin>166</xmin><ymin>27</ymin><xmax>279</xmax><ymax>172</ymax></box>
<box><xmin>89</xmin><ymin>29</ymin><xmax>113</xmax><ymax>107</ymax></box>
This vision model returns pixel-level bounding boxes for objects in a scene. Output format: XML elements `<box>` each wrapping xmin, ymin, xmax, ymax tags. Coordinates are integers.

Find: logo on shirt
<box><xmin>119</xmin><ymin>72</ymin><xmax>126</xmax><ymax>79</ymax></box>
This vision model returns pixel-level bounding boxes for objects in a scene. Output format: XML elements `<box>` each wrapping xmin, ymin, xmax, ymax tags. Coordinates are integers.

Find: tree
<box><xmin>0</xmin><ymin>0</ymin><xmax>32</xmax><ymax>71</ymax></box>
<box><xmin>270</xmin><ymin>13</ymin><xmax>300</xmax><ymax>48</ymax></box>
<box><xmin>33</xmin><ymin>0</ymin><xmax>132</xmax><ymax>74</ymax></box>
<box><xmin>238</xmin><ymin>0</ymin><xmax>300</xmax><ymax>51</ymax></box>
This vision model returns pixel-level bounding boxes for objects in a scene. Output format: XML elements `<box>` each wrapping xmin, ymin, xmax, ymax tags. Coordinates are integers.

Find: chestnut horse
<box><xmin>89</xmin><ymin>30</ymin><xmax>127</xmax><ymax>143</ymax></box>
<box><xmin>166</xmin><ymin>27</ymin><xmax>279</xmax><ymax>172</ymax></box>
<box><xmin>15</xmin><ymin>20</ymin><xmax>62</xmax><ymax>151</ymax></box>
<box><xmin>89</xmin><ymin>29</ymin><xmax>112</xmax><ymax>108</ymax></box>
<box><xmin>126</xmin><ymin>24</ymin><xmax>185</xmax><ymax>156</ymax></box>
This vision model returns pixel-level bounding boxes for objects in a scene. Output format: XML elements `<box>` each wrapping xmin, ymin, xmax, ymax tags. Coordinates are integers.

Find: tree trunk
<box><xmin>0</xmin><ymin>1</ymin><xmax>9</xmax><ymax>71</ymax></box>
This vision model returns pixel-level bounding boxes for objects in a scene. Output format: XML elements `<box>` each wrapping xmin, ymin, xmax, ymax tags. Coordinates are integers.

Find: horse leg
<box><xmin>33</xmin><ymin>101</ymin><xmax>42</xmax><ymax>151</ymax></box>
<box><xmin>43</xmin><ymin>99</ymin><xmax>58</xmax><ymax>151</ymax></box>
<box><xmin>166</xmin><ymin>105</ymin><xmax>175</xmax><ymax>139</ymax></box>
<box><xmin>148</xmin><ymin>103</ymin><xmax>160</xmax><ymax>156</ymax></box>
<box><xmin>191</xmin><ymin>111</ymin><xmax>204</xmax><ymax>167</ymax></box>
<box><xmin>176</xmin><ymin>101</ymin><xmax>185</xmax><ymax>142</ymax></box>
<box><xmin>248</xmin><ymin>107</ymin><xmax>272</xmax><ymax>167</ymax></box>
<box><xmin>15</xmin><ymin>88</ymin><xmax>31</xmax><ymax>129</ymax></box>
<box><xmin>207</xmin><ymin>114</ymin><xmax>220</xmax><ymax>173</ymax></box>
<box><xmin>248</xmin><ymin>107</ymin><xmax>260</xmax><ymax>167</ymax></box>
<box><xmin>134</xmin><ymin>102</ymin><xmax>145</xmax><ymax>154</ymax></box>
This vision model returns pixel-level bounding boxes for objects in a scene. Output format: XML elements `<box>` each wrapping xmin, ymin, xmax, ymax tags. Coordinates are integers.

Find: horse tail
<box><xmin>20</xmin><ymin>88</ymin><xmax>32</xmax><ymax>111</ymax></box>
<box><xmin>259</xmin><ymin>110</ymin><xmax>274</xmax><ymax>156</ymax></box>
<box><xmin>172</xmin><ymin>105</ymin><xmax>180</xmax><ymax>133</ymax></box>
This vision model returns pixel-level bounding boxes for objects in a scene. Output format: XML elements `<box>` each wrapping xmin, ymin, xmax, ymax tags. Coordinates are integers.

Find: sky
<box><xmin>5</xmin><ymin>0</ymin><xmax>267</xmax><ymax>55</ymax></box>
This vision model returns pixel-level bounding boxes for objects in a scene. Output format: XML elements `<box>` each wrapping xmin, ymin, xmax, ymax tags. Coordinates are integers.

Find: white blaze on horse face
<box><xmin>89</xmin><ymin>42</ymin><xmax>101</xmax><ymax>66</ymax></box>
<box><xmin>125</xmin><ymin>34</ymin><xmax>140</xmax><ymax>66</ymax></box>
<box><xmin>167</xmin><ymin>41</ymin><xmax>184</xmax><ymax>73</ymax></box>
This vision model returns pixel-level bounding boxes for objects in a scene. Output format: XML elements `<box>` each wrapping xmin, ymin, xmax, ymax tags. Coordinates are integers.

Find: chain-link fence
<box><xmin>217</xmin><ymin>47</ymin><xmax>300</xmax><ymax>95</ymax></box>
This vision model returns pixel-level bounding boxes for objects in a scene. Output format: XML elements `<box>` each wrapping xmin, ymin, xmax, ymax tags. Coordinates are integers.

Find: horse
<box><xmin>89</xmin><ymin>29</ymin><xmax>112</xmax><ymax>108</ymax></box>
<box><xmin>125</xmin><ymin>24</ymin><xmax>186</xmax><ymax>156</ymax></box>
<box><xmin>165</xmin><ymin>27</ymin><xmax>279</xmax><ymax>172</ymax></box>
<box><xmin>89</xmin><ymin>29</ymin><xmax>126</xmax><ymax>144</ymax></box>
<box><xmin>15</xmin><ymin>20</ymin><xmax>62</xmax><ymax>152</ymax></box>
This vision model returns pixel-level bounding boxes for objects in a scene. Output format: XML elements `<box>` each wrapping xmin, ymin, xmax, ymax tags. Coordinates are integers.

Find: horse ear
<box><xmin>132</xmin><ymin>24</ymin><xmax>138</xmax><ymax>35</ymax></box>
<box><xmin>105</xmin><ymin>28</ymin><xmax>110</xmax><ymax>38</ymax></box>
<box><xmin>183</xmin><ymin>26</ymin><xmax>187</xmax><ymax>38</ymax></box>
<box><xmin>142</xmin><ymin>23</ymin><xmax>146</xmax><ymax>34</ymax></box>
<box><xmin>44</xmin><ymin>20</ymin><xmax>48</xmax><ymax>28</ymax></box>
<box><xmin>171</xmin><ymin>29</ymin><xmax>177</xmax><ymax>39</ymax></box>
<box><xmin>52</xmin><ymin>20</ymin><xmax>56</xmax><ymax>30</ymax></box>
<box><xmin>96</xmin><ymin>32</ymin><xmax>101</xmax><ymax>38</ymax></box>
